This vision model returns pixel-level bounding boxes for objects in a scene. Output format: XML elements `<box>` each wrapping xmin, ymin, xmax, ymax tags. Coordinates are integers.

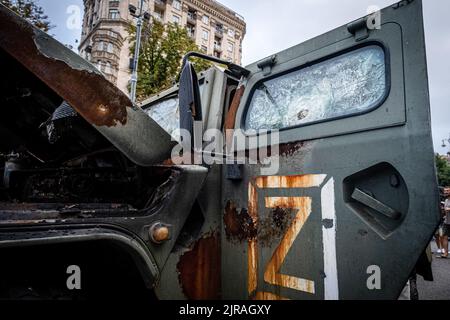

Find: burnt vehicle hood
<box><xmin>0</xmin><ymin>4</ymin><xmax>175</xmax><ymax>166</ymax></box>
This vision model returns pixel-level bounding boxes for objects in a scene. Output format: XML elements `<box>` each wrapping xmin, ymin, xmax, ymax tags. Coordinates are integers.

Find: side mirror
<box><xmin>179</xmin><ymin>60</ymin><xmax>202</xmax><ymax>150</ymax></box>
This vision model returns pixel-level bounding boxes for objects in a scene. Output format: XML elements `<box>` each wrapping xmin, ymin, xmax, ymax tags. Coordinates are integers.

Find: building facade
<box><xmin>79</xmin><ymin>0</ymin><xmax>246</xmax><ymax>95</ymax></box>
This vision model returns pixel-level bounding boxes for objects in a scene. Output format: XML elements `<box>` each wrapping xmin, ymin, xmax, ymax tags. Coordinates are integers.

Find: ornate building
<box><xmin>79</xmin><ymin>0</ymin><xmax>246</xmax><ymax>95</ymax></box>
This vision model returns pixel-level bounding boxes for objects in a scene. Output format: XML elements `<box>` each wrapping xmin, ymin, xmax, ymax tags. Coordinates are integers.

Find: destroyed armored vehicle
<box><xmin>0</xmin><ymin>0</ymin><xmax>440</xmax><ymax>300</ymax></box>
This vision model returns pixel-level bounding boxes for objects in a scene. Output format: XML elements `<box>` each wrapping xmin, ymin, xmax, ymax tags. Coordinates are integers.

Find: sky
<box><xmin>38</xmin><ymin>0</ymin><xmax>450</xmax><ymax>154</ymax></box>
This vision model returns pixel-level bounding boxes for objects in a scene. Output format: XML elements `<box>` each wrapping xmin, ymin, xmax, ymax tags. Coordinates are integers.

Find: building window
<box><xmin>107</xmin><ymin>42</ymin><xmax>114</xmax><ymax>53</ymax></box>
<box><xmin>172</xmin><ymin>15</ymin><xmax>180</xmax><ymax>24</ymax></box>
<box><xmin>109</xmin><ymin>9</ymin><xmax>120</xmax><ymax>19</ymax></box>
<box><xmin>228</xmin><ymin>28</ymin><xmax>235</xmax><ymax>37</ymax></box>
<box><xmin>108</xmin><ymin>30</ymin><xmax>118</xmax><ymax>38</ymax></box>
<box><xmin>96</xmin><ymin>60</ymin><xmax>103</xmax><ymax>71</ymax></box>
<box><xmin>105</xmin><ymin>61</ymin><xmax>112</xmax><ymax>74</ymax></box>
<box><xmin>202</xmin><ymin>30</ymin><xmax>209</xmax><ymax>40</ymax></box>
<box><xmin>187</xmin><ymin>9</ymin><xmax>196</xmax><ymax>21</ymax></box>
<box><xmin>187</xmin><ymin>24</ymin><xmax>195</xmax><ymax>38</ymax></box>
<box><xmin>215</xmin><ymin>23</ymin><xmax>223</xmax><ymax>33</ymax></box>
<box><xmin>154</xmin><ymin>10</ymin><xmax>164</xmax><ymax>21</ymax></box>
<box><xmin>109</xmin><ymin>0</ymin><xmax>120</xmax><ymax>8</ymax></box>
<box><xmin>227</xmin><ymin>43</ymin><xmax>234</xmax><ymax>53</ymax></box>
<box><xmin>201</xmin><ymin>45</ymin><xmax>208</xmax><ymax>53</ymax></box>
<box><xmin>172</xmin><ymin>0</ymin><xmax>181</xmax><ymax>10</ymax></box>
<box><xmin>202</xmin><ymin>15</ymin><xmax>209</xmax><ymax>24</ymax></box>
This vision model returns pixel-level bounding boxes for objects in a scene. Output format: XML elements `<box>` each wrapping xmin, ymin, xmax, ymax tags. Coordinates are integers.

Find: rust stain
<box><xmin>225</xmin><ymin>85</ymin><xmax>246</xmax><ymax>147</ymax></box>
<box><xmin>265</xmin><ymin>197</ymin><xmax>307</xmax><ymax>209</ymax></box>
<box><xmin>177</xmin><ymin>233</ymin><xmax>221</xmax><ymax>300</ymax></box>
<box><xmin>258</xmin><ymin>207</ymin><xmax>295</xmax><ymax>247</ymax></box>
<box><xmin>0</xmin><ymin>5</ymin><xmax>130</xmax><ymax>127</ymax></box>
<box><xmin>253</xmin><ymin>291</ymin><xmax>289</xmax><ymax>301</ymax></box>
<box><xmin>247</xmin><ymin>182</ymin><xmax>258</xmax><ymax>295</ymax></box>
<box><xmin>224</xmin><ymin>200</ymin><xmax>257</xmax><ymax>243</ymax></box>
<box><xmin>224</xmin><ymin>85</ymin><xmax>246</xmax><ymax>132</ymax></box>
<box><xmin>255</xmin><ymin>175</ymin><xmax>326</xmax><ymax>190</ymax></box>
<box><xmin>248</xmin><ymin>181</ymin><xmax>258</xmax><ymax>222</ymax></box>
<box><xmin>248</xmin><ymin>239</ymin><xmax>258</xmax><ymax>295</ymax></box>
<box><xmin>264</xmin><ymin>197</ymin><xmax>315</xmax><ymax>294</ymax></box>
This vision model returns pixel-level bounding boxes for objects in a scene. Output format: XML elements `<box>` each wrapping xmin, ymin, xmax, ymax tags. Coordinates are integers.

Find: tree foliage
<box><xmin>1</xmin><ymin>0</ymin><xmax>52</xmax><ymax>32</ymax></box>
<box><xmin>436</xmin><ymin>154</ymin><xmax>450</xmax><ymax>187</ymax></box>
<box><xmin>129</xmin><ymin>20</ymin><xmax>211</xmax><ymax>102</ymax></box>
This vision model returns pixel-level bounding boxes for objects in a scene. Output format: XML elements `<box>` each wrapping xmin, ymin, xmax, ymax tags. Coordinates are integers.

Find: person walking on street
<box><xmin>440</xmin><ymin>195</ymin><xmax>450</xmax><ymax>258</ymax></box>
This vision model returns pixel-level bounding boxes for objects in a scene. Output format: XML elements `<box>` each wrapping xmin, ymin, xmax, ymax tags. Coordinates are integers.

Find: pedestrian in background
<box><xmin>439</xmin><ymin>195</ymin><xmax>450</xmax><ymax>258</ymax></box>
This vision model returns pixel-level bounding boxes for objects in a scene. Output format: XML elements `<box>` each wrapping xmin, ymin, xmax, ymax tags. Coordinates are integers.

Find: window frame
<box><xmin>202</xmin><ymin>29</ymin><xmax>209</xmax><ymax>40</ymax></box>
<box><xmin>241</xmin><ymin>42</ymin><xmax>391</xmax><ymax>134</ymax></box>
<box><xmin>227</xmin><ymin>42</ymin><xmax>234</xmax><ymax>53</ymax></box>
<box><xmin>172</xmin><ymin>0</ymin><xmax>181</xmax><ymax>10</ymax></box>
<box><xmin>108</xmin><ymin>9</ymin><xmax>120</xmax><ymax>19</ymax></box>
<box><xmin>172</xmin><ymin>14</ymin><xmax>180</xmax><ymax>24</ymax></box>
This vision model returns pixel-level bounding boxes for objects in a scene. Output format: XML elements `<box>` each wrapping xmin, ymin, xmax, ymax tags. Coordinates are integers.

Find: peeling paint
<box><xmin>0</xmin><ymin>5</ymin><xmax>130</xmax><ymax>128</ymax></box>
<box><xmin>322</xmin><ymin>219</ymin><xmax>334</xmax><ymax>229</ymax></box>
<box><xmin>258</xmin><ymin>207</ymin><xmax>295</xmax><ymax>247</ymax></box>
<box><xmin>177</xmin><ymin>233</ymin><xmax>221</xmax><ymax>300</ymax></box>
<box><xmin>223</xmin><ymin>201</ymin><xmax>257</xmax><ymax>243</ymax></box>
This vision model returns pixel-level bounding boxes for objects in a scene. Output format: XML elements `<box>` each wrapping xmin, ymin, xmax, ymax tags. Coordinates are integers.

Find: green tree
<box><xmin>1</xmin><ymin>0</ymin><xmax>52</xmax><ymax>32</ymax></box>
<box><xmin>129</xmin><ymin>20</ymin><xmax>211</xmax><ymax>102</ymax></box>
<box><xmin>436</xmin><ymin>154</ymin><xmax>450</xmax><ymax>187</ymax></box>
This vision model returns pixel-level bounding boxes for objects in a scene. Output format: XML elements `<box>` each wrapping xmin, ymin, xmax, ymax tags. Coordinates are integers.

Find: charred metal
<box><xmin>258</xmin><ymin>207</ymin><xmax>295</xmax><ymax>247</ymax></box>
<box><xmin>224</xmin><ymin>200</ymin><xmax>257</xmax><ymax>243</ymax></box>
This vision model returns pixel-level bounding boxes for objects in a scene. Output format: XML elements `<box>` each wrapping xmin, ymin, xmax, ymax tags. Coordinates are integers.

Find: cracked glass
<box><xmin>245</xmin><ymin>45</ymin><xmax>387</xmax><ymax>131</ymax></box>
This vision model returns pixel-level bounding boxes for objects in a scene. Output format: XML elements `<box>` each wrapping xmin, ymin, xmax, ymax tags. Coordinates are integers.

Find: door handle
<box><xmin>351</xmin><ymin>188</ymin><xmax>401</xmax><ymax>220</ymax></box>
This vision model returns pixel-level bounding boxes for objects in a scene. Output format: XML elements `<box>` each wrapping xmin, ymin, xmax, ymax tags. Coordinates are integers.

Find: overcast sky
<box><xmin>39</xmin><ymin>0</ymin><xmax>450</xmax><ymax>154</ymax></box>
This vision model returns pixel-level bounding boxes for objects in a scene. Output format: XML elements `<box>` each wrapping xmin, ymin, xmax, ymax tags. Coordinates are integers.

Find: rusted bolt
<box><xmin>150</xmin><ymin>223</ymin><xmax>170</xmax><ymax>244</ymax></box>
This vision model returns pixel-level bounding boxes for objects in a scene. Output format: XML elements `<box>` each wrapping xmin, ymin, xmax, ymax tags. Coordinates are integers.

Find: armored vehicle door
<box><xmin>221</xmin><ymin>0</ymin><xmax>439</xmax><ymax>300</ymax></box>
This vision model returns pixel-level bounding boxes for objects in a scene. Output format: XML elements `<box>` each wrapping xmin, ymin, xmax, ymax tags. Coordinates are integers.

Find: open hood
<box><xmin>0</xmin><ymin>4</ymin><xmax>175</xmax><ymax>166</ymax></box>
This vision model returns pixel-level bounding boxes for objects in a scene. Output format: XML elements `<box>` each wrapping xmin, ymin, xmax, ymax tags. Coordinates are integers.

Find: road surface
<box><xmin>417</xmin><ymin>241</ymin><xmax>450</xmax><ymax>300</ymax></box>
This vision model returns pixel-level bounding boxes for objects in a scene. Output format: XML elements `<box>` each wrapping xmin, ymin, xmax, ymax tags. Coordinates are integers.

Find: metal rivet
<box><xmin>150</xmin><ymin>223</ymin><xmax>170</xmax><ymax>244</ymax></box>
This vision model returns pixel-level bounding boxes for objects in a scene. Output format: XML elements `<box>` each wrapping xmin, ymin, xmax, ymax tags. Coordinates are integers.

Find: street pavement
<box><xmin>417</xmin><ymin>241</ymin><xmax>450</xmax><ymax>300</ymax></box>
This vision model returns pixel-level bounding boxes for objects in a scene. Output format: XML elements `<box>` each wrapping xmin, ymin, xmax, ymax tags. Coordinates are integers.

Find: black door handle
<box><xmin>351</xmin><ymin>188</ymin><xmax>401</xmax><ymax>220</ymax></box>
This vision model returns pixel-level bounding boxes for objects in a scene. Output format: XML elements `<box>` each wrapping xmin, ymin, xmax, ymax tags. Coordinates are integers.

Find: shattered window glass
<box><xmin>144</xmin><ymin>84</ymin><xmax>205</xmax><ymax>141</ymax></box>
<box><xmin>245</xmin><ymin>45</ymin><xmax>387</xmax><ymax>131</ymax></box>
<box><xmin>145</xmin><ymin>97</ymin><xmax>180</xmax><ymax>141</ymax></box>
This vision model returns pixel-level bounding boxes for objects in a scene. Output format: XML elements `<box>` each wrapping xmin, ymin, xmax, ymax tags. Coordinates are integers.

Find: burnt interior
<box><xmin>0</xmin><ymin>49</ymin><xmax>175</xmax><ymax>214</ymax></box>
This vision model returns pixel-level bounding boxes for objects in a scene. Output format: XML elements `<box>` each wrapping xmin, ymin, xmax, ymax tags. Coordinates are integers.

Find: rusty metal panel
<box><xmin>0</xmin><ymin>4</ymin><xmax>174</xmax><ymax>166</ymax></box>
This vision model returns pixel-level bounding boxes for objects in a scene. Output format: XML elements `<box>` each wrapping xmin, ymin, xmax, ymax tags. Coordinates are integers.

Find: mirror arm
<box><xmin>182</xmin><ymin>51</ymin><xmax>251</xmax><ymax>78</ymax></box>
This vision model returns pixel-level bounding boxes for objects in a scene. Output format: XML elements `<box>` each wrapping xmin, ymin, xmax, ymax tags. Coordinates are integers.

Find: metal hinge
<box><xmin>347</xmin><ymin>18</ymin><xmax>370</xmax><ymax>41</ymax></box>
<box><xmin>392</xmin><ymin>0</ymin><xmax>414</xmax><ymax>10</ymax></box>
<box><xmin>257</xmin><ymin>55</ymin><xmax>277</xmax><ymax>76</ymax></box>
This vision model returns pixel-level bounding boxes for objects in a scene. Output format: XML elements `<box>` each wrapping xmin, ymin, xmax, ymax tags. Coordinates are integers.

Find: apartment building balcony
<box><xmin>154</xmin><ymin>0</ymin><xmax>166</xmax><ymax>10</ymax></box>
<box><xmin>92</xmin><ymin>29</ymin><xmax>123</xmax><ymax>43</ymax></box>
<box><xmin>214</xmin><ymin>44</ymin><xmax>222</xmax><ymax>52</ymax></box>
<box><xmin>91</xmin><ymin>50</ymin><xmax>120</xmax><ymax>62</ymax></box>
<box><xmin>187</xmin><ymin>30</ymin><xmax>195</xmax><ymax>39</ymax></box>
<box><xmin>214</xmin><ymin>28</ymin><xmax>223</xmax><ymax>38</ymax></box>
<box><xmin>186</xmin><ymin>23</ymin><xmax>195</xmax><ymax>39</ymax></box>
<box><xmin>153</xmin><ymin>11</ymin><xmax>164</xmax><ymax>22</ymax></box>
<box><xmin>187</xmin><ymin>11</ymin><xmax>197</xmax><ymax>24</ymax></box>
